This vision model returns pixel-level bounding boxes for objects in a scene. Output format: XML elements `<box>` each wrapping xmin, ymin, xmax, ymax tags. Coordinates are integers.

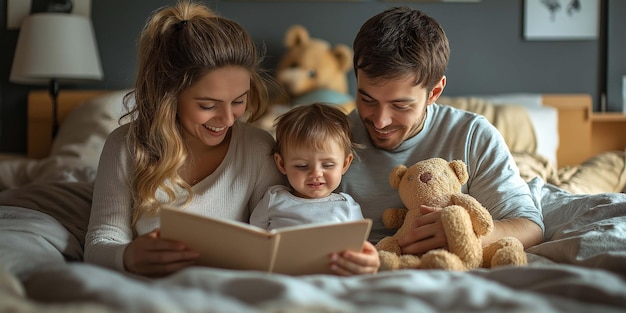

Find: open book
<box><xmin>160</xmin><ymin>207</ymin><xmax>372</xmax><ymax>275</ymax></box>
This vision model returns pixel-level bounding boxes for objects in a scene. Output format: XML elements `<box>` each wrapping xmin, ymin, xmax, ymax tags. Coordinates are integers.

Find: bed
<box><xmin>1</xmin><ymin>90</ymin><xmax>625</xmax><ymax>312</ymax></box>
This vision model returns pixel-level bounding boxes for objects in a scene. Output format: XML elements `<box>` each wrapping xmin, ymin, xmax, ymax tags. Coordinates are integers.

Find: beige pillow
<box><xmin>512</xmin><ymin>152</ymin><xmax>558</xmax><ymax>183</ymax></box>
<box><xmin>556</xmin><ymin>150</ymin><xmax>626</xmax><ymax>194</ymax></box>
<box><xmin>437</xmin><ymin>96</ymin><xmax>537</xmax><ymax>155</ymax></box>
<box><xmin>50</xmin><ymin>90</ymin><xmax>133</xmax><ymax>170</ymax></box>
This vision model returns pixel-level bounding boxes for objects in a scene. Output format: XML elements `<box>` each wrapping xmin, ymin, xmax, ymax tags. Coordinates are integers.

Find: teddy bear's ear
<box><xmin>389</xmin><ymin>165</ymin><xmax>408</xmax><ymax>189</ymax></box>
<box><xmin>332</xmin><ymin>44</ymin><xmax>354</xmax><ymax>72</ymax></box>
<box><xmin>284</xmin><ymin>25</ymin><xmax>310</xmax><ymax>48</ymax></box>
<box><xmin>449</xmin><ymin>160</ymin><xmax>469</xmax><ymax>185</ymax></box>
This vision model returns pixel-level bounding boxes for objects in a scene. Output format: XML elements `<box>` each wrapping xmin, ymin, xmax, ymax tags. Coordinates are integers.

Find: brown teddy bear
<box><xmin>376</xmin><ymin>158</ymin><xmax>528</xmax><ymax>271</ymax></box>
<box><xmin>274</xmin><ymin>25</ymin><xmax>354</xmax><ymax>111</ymax></box>
<box><xmin>256</xmin><ymin>25</ymin><xmax>355</xmax><ymax>133</ymax></box>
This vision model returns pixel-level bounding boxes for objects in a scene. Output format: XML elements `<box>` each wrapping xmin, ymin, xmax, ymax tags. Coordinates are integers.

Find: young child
<box><xmin>250</xmin><ymin>102</ymin><xmax>380</xmax><ymax>275</ymax></box>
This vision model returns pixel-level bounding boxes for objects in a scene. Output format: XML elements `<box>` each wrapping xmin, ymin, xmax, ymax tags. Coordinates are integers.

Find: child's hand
<box><xmin>330</xmin><ymin>241</ymin><xmax>380</xmax><ymax>276</ymax></box>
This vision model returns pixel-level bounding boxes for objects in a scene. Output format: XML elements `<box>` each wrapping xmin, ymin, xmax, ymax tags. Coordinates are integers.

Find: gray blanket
<box><xmin>17</xmin><ymin>262</ymin><xmax>626</xmax><ymax>313</ymax></box>
<box><xmin>1</xmin><ymin>178</ymin><xmax>626</xmax><ymax>313</ymax></box>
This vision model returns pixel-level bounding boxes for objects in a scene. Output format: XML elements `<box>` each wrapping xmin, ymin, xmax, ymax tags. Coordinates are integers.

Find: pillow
<box><xmin>437</xmin><ymin>96</ymin><xmax>537</xmax><ymax>155</ymax></box>
<box><xmin>555</xmin><ymin>150</ymin><xmax>626</xmax><ymax>194</ymax></box>
<box><xmin>511</xmin><ymin>151</ymin><xmax>557</xmax><ymax>183</ymax></box>
<box><xmin>50</xmin><ymin>90</ymin><xmax>133</xmax><ymax>170</ymax></box>
<box><xmin>469</xmin><ymin>94</ymin><xmax>559</xmax><ymax>167</ymax></box>
<box><xmin>469</xmin><ymin>93</ymin><xmax>544</xmax><ymax>108</ymax></box>
<box><xmin>517</xmin><ymin>105</ymin><xmax>559</xmax><ymax>167</ymax></box>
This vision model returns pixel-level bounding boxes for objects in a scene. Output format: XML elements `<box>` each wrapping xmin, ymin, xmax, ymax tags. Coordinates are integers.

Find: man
<box><xmin>340</xmin><ymin>7</ymin><xmax>543</xmax><ymax>256</ymax></box>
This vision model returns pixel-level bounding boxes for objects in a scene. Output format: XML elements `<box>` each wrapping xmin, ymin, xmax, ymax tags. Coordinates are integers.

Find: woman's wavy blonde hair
<box><xmin>121</xmin><ymin>0</ymin><xmax>273</xmax><ymax>227</ymax></box>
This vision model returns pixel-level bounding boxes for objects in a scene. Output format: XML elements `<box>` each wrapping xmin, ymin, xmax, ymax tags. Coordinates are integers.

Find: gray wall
<box><xmin>0</xmin><ymin>0</ymin><xmax>623</xmax><ymax>154</ymax></box>
<box><xmin>606</xmin><ymin>0</ymin><xmax>626</xmax><ymax>112</ymax></box>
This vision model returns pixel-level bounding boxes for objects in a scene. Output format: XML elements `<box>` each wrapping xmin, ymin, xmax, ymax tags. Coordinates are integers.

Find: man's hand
<box><xmin>397</xmin><ymin>205</ymin><xmax>448</xmax><ymax>255</ymax></box>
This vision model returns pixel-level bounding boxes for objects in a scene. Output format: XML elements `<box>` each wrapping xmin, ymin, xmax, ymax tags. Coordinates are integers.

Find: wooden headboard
<box><xmin>27</xmin><ymin>90</ymin><xmax>109</xmax><ymax>159</ymax></box>
<box><xmin>27</xmin><ymin>90</ymin><xmax>596</xmax><ymax>167</ymax></box>
<box><xmin>541</xmin><ymin>94</ymin><xmax>593</xmax><ymax>167</ymax></box>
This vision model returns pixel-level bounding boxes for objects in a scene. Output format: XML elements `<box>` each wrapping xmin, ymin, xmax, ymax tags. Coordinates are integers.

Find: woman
<box><xmin>84</xmin><ymin>0</ymin><xmax>284</xmax><ymax>277</ymax></box>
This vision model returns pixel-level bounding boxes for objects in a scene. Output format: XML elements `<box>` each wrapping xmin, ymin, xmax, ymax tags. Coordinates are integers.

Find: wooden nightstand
<box><xmin>590</xmin><ymin>112</ymin><xmax>626</xmax><ymax>156</ymax></box>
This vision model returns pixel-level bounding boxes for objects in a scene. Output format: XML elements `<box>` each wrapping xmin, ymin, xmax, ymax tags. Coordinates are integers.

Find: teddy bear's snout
<box><xmin>420</xmin><ymin>172</ymin><xmax>432</xmax><ymax>183</ymax></box>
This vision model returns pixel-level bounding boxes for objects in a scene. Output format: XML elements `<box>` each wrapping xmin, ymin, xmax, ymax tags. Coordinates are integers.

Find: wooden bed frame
<box><xmin>541</xmin><ymin>94</ymin><xmax>592</xmax><ymax>167</ymax></box>
<box><xmin>26</xmin><ymin>90</ymin><xmax>613</xmax><ymax>167</ymax></box>
<box><xmin>27</xmin><ymin>90</ymin><xmax>109</xmax><ymax>160</ymax></box>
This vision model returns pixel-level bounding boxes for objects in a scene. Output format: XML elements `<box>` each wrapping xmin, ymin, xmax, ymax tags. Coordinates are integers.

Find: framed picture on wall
<box><xmin>524</xmin><ymin>0</ymin><xmax>599</xmax><ymax>40</ymax></box>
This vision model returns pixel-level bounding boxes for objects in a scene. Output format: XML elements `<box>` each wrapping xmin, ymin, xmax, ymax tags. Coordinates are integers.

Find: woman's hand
<box><xmin>397</xmin><ymin>205</ymin><xmax>448</xmax><ymax>255</ymax></box>
<box><xmin>123</xmin><ymin>229</ymin><xmax>200</xmax><ymax>277</ymax></box>
<box><xmin>329</xmin><ymin>241</ymin><xmax>380</xmax><ymax>276</ymax></box>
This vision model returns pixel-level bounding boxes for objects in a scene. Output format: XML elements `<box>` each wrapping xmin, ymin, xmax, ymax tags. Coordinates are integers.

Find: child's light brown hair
<box><xmin>274</xmin><ymin>103</ymin><xmax>355</xmax><ymax>158</ymax></box>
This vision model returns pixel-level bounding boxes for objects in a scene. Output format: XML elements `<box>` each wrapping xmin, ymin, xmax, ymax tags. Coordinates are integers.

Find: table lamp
<box><xmin>10</xmin><ymin>12</ymin><xmax>103</xmax><ymax>138</ymax></box>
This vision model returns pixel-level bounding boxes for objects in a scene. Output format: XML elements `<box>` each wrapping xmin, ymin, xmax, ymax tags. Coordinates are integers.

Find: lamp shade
<box><xmin>10</xmin><ymin>13</ymin><xmax>103</xmax><ymax>85</ymax></box>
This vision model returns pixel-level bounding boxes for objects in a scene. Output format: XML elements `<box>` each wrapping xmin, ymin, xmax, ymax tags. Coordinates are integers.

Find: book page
<box><xmin>160</xmin><ymin>208</ymin><xmax>277</xmax><ymax>271</ymax></box>
<box><xmin>271</xmin><ymin>219</ymin><xmax>372</xmax><ymax>275</ymax></box>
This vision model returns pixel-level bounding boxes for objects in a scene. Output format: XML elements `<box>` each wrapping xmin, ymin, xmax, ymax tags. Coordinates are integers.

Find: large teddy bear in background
<box><xmin>256</xmin><ymin>25</ymin><xmax>354</xmax><ymax>133</ymax></box>
<box><xmin>275</xmin><ymin>25</ymin><xmax>354</xmax><ymax>111</ymax></box>
<box><xmin>376</xmin><ymin>158</ymin><xmax>528</xmax><ymax>271</ymax></box>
